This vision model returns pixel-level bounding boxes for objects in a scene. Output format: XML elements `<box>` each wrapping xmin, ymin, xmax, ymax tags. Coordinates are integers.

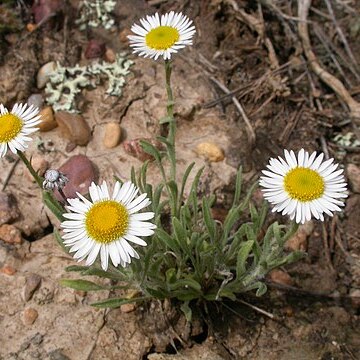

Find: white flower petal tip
<box><xmin>0</xmin><ymin>103</ymin><xmax>40</xmax><ymax>157</ymax></box>
<box><xmin>61</xmin><ymin>181</ymin><xmax>156</xmax><ymax>270</ymax></box>
<box><xmin>127</xmin><ymin>11</ymin><xmax>196</xmax><ymax>60</ymax></box>
<box><xmin>260</xmin><ymin>149</ymin><xmax>348</xmax><ymax>224</ymax></box>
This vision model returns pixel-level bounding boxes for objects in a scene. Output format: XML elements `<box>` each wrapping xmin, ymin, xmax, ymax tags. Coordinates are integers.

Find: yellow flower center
<box><xmin>145</xmin><ymin>26</ymin><xmax>179</xmax><ymax>50</ymax></box>
<box><xmin>85</xmin><ymin>200</ymin><xmax>129</xmax><ymax>244</ymax></box>
<box><xmin>0</xmin><ymin>113</ymin><xmax>23</xmax><ymax>143</ymax></box>
<box><xmin>284</xmin><ymin>167</ymin><xmax>325</xmax><ymax>202</ymax></box>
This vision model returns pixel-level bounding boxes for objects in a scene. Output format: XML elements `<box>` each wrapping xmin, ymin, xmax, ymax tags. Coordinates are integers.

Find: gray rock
<box><xmin>22</xmin><ymin>274</ymin><xmax>42</xmax><ymax>302</ymax></box>
<box><xmin>0</xmin><ymin>192</ymin><xmax>21</xmax><ymax>226</ymax></box>
<box><xmin>48</xmin><ymin>349</ymin><xmax>71</xmax><ymax>360</ymax></box>
<box><xmin>27</xmin><ymin>94</ymin><xmax>44</xmax><ymax>109</ymax></box>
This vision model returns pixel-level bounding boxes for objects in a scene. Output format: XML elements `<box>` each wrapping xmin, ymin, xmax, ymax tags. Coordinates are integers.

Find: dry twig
<box><xmin>324</xmin><ymin>0</ymin><xmax>358</xmax><ymax>69</ymax></box>
<box><xmin>2</xmin><ymin>158</ymin><xmax>20</xmax><ymax>191</ymax></box>
<box><xmin>322</xmin><ymin>222</ymin><xmax>335</xmax><ymax>271</ymax></box>
<box><xmin>226</xmin><ymin>0</ymin><xmax>280</xmax><ymax>70</ymax></box>
<box><xmin>298</xmin><ymin>0</ymin><xmax>360</xmax><ymax>125</ymax></box>
<box><xmin>279</xmin><ymin>103</ymin><xmax>304</xmax><ymax>144</ymax></box>
<box><xmin>210</xmin><ymin>76</ymin><xmax>256</xmax><ymax>146</ymax></box>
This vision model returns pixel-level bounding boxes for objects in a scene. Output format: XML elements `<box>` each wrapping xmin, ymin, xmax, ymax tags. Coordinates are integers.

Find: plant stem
<box><xmin>17</xmin><ymin>151</ymin><xmax>43</xmax><ymax>188</ymax></box>
<box><xmin>58</xmin><ymin>188</ymin><xmax>69</xmax><ymax>205</ymax></box>
<box><xmin>18</xmin><ymin>151</ymin><xmax>65</xmax><ymax>221</ymax></box>
<box><xmin>164</xmin><ymin>59</ymin><xmax>176</xmax><ymax>181</ymax></box>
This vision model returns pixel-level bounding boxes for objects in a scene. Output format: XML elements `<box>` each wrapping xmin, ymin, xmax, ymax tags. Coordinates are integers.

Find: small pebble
<box><xmin>55</xmin><ymin>111</ymin><xmax>91</xmax><ymax>146</ymax></box>
<box><xmin>26</xmin><ymin>23</ymin><xmax>37</xmax><ymax>32</ymax></box>
<box><xmin>37</xmin><ymin>61</ymin><xmax>57</xmax><ymax>89</ymax></box>
<box><xmin>268</xmin><ymin>269</ymin><xmax>293</xmax><ymax>286</ymax></box>
<box><xmin>103</xmin><ymin>123</ymin><xmax>122</xmax><ymax>148</ymax></box>
<box><xmin>105</xmin><ymin>48</ymin><xmax>116</xmax><ymax>63</ymax></box>
<box><xmin>285</xmin><ymin>221</ymin><xmax>314</xmax><ymax>251</ymax></box>
<box><xmin>0</xmin><ymin>224</ymin><xmax>22</xmax><ymax>244</ymax></box>
<box><xmin>0</xmin><ymin>192</ymin><xmax>21</xmax><ymax>226</ymax></box>
<box><xmin>38</xmin><ymin>106</ymin><xmax>57</xmax><ymax>132</ymax></box>
<box><xmin>85</xmin><ymin>39</ymin><xmax>106</xmax><ymax>59</ymax></box>
<box><xmin>120</xmin><ymin>303</ymin><xmax>136</xmax><ymax>313</ymax></box>
<box><xmin>22</xmin><ymin>274</ymin><xmax>42</xmax><ymax>301</ymax></box>
<box><xmin>119</xmin><ymin>28</ymin><xmax>132</xmax><ymax>44</ymax></box>
<box><xmin>123</xmin><ymin>138</ymin><xmax>163</xmax><ymax>162</ymax></box>
<box><xmin>195</xmin><ymin>142</ymin><xmax>225</xmax><ymax>162</ymax></box>
<box><xmin>27</xmin><ymin>94</ymin><xmax>44</xmax><ymax>109</ymax></box>
<box><xmin>0</xmin><ymin>264</ymin><xmax>16</xmax><ymax>275</ymax></box>
<box><xmin>347</xmin><ymin>164</ymin><xmax>360</xmax><ymax>193</ymax></box>
<box><xmin>23</xmin><ymin>308</ymin><xmax>39</xmax><ymax>325</ymax></box>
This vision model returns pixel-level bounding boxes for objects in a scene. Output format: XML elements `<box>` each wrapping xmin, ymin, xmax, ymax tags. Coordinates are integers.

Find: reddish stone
<box><xmin>32</xmin><ymin>0</ymin><xmax>63</xmax><ymax>24</ymax></box>
<box><xmin>268</xmin><ymin>269</ymin><xmax>293</xmax><ymax>286</ymax></box>
<box><xmin>23</xmin><ymin>308</ymin><xmax>39</xmax><ymax>325</ymax></box>
<box><xmin>0</xmin><ymin>265</ymin><xmax>16</xmax><ymax>275</ymax></box>
<box><xmin>85</xmin><ymin>40</ymin><xmax>106</xmax><ymax>59</ymax></box>
<box><xmin>123</xmin><ymin>138</ymin><xmax>163</xmax><ymax>162</ymax></box>
<box><xmin>0</xmin><ymin>224</ymin><xmax>22</xmax><ymax>244</ymax></box>
<box><xmin>55</xmin><ymin>155</ymin><xmax>98</xmax><ymax>201</ymax></box>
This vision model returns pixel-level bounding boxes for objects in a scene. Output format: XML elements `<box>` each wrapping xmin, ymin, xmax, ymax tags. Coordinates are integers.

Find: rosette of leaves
<box><xmin>62</xmin><ymin>140</ymin><xmax>304</xmax><ymax>321</ymax></box>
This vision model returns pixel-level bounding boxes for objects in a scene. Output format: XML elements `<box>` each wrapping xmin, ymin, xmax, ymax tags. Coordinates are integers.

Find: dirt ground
<box><xmin>0</xmin><ymin>0</ymin><xmax>360</xmax><ymax>359</ymax></box>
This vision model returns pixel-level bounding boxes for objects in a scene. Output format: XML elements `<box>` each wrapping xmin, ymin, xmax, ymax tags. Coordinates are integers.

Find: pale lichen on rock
<box><xmin>76</xmin><ymin>0</ymin><xmax>116</xmax><ymax>31</ymax></box>
<box><xmin>45</xmin><ymin>54</ymin><xmax>133</xmax><ymax>113</ymax></box>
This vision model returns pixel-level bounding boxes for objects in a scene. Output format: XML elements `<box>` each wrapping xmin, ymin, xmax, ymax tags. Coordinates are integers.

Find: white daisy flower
<box><xmin>61</xmin><ymin>181</ymin><xmax>156</xmax><ymax>271</ymax></box>
<box><xmin>260</xmin><ymin>149</ymin><xmax>348</xmax><ymax>224</ymax></box>
<box><xmin>0</xmin><ymin>103</ymin><xmax>41</xmax><ymax>157</ymax></box>
<box><xmin>127</xmin><ymin>11</ymin><xmax>196</xmax><ymax>60</ymax></box>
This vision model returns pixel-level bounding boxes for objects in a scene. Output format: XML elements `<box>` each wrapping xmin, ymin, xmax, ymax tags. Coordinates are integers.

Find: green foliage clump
<box><xmin>63</xmin><ymin>158</ymin><xmax>303</xmax><ymax>319</ymax></box>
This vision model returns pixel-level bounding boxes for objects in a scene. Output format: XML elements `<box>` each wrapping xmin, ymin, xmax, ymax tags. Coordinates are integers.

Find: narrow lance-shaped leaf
<box><xmin>167</xmin><ymin>180</ymin><xmax>178</xmax><ymax>206</ymax></box>
<box><xmin>91</xmin><ymin>297</ymin><xmax>150</xmax><ymax>309</ymax></box>
<box><xmin>202</xmin><ymin>197</ymin><xmax>216</xmax><ymax>241</ymax></box>
<box><xmin>60</xmin><ymin>279</ymin><xmax>107</xmax><ymax>291</ymax></box>
<box><xmin>54</xmin><ymin>228</ymin><xmax>68</xmax><ymax>253</ymax></box>
<box><xmin>169</xmin><ymin>277</ymin><xmax>202</xmax><ymax>292</ymax></box>
<box><xmin>180</xmin><ymin>301</ymin><xmax>192</xmax><ymax>322</ymax></box>
<box><xmin>156</xmin><ymin>228</ymin><xmax>180</xmax><ymax>253</ymax></box>
<box><xmin>140</xmin><ymin>140</ymin><xmax>162</xmax><ymax>163</ymax></box>
<box><xmin>232</xmin><ymin>166</ymin><xmax>243</xmax><ymax>207</ymax></box>
<box><xmin>43</xmin><ymin>191</ymin><xmax>65</xmax><ymax>222</ymax></box>
<box><xmin>179</xmin><ymin>162</ymin><xmax>195</xmax><ymax>205</ymax></box>
<box><xmin>139</xmin><ymin>161</ymin><xmax>149</xmax><ymax>190</ymax></box>
<box><xmin>172</xmin><ymin>217</ymin><xmax>188</xmax><ymax>246</ymax></box>
<box><xmin>130</xmin><ymin>166</ymin><xmax>137</xmax><ymax>186</ymax></box>
<box><xmin>236</xmin><ymin>240</ymin><xmax>254</xmax><ymax>278</ymax></box>
<box><xmin>255</xmin><ymin>282</ymin><xmax>267</xmax><ymax>297</ymax></box>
